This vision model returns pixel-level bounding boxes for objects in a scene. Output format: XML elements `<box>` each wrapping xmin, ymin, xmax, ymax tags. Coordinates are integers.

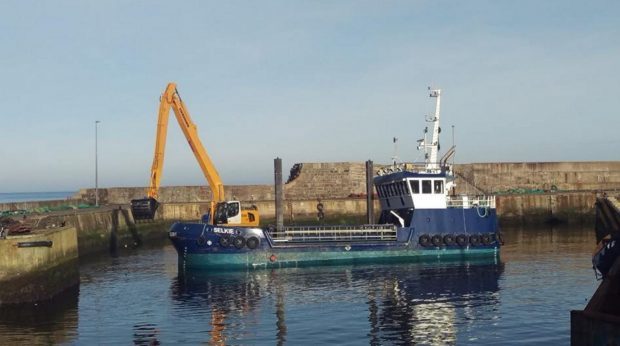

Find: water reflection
<box><xmin>172</xmin><ymin>259</ymin><xmax>504</xmax><ymax>345</ymax></box>
<box><xmin>133</xmin><ymin>322</ymin><xmax>161</xmax><ymax>345</ymax></box>
<box><xmin>0</xmin><ymin>285</ymin><xmax>79</xmax><ymax>345</ymax></box>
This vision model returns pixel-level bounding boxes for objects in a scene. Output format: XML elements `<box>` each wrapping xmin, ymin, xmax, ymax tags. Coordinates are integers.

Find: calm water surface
<box><xmin>0</xmin><ymin>225</ymin><xmax>599</xmax><ymax>345</ymax></box>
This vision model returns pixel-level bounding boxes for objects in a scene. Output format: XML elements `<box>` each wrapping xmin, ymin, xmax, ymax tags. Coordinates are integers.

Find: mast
<box><xmin>417</xmin><ymin>88</ymin><xmax>441</xmax><ymax>172</ymax></box>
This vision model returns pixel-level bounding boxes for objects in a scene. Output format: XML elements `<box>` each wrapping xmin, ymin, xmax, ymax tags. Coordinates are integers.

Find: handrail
<box><xmin>446</xmin><ymin>195</ymin><xmax>496</xmax><ymax>209</ymax></box>
<box><xmin>269</xmin><ymin>224</ymin><xmax>398</xmax><ymax>243</ymax></box>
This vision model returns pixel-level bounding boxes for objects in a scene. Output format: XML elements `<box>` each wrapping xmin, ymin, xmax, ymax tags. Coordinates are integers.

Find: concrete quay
<box><xmin>0</xmin><ymin>226</ymin><xmax>79</xmax><ymax>305</ymax></box>
<box><xmin>0</xmin><ymin>208</ymin><xmax>169</xmax><ymax>304</ymax></box>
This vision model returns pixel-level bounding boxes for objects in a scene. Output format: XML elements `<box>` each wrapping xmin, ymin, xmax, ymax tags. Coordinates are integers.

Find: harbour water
<box><xmin>0</xmin><ymin>225</ymin><xmax>598</xmax><ymax>345</ymax></box>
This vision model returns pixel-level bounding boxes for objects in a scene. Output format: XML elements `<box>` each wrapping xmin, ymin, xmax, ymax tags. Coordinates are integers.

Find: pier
<box><xmin>0</xmin><ymin>226</ymin><xmax>78</xmax><ymax>304</ymax></box>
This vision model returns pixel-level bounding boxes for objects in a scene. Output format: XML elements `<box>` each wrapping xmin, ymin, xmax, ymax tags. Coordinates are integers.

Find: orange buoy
<box><xmin>269</xmin><ymin>254</ymin><xmax>277</xmax><ymax>262</ymax></box>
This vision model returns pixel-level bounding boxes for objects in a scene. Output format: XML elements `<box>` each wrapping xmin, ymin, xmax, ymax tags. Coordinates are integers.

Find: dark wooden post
<box><xmin>275</xmin><ymin>158</ymin><xmax>284</xmax><ymax>233</ymax></box>
<box><xmin>366</xmin><ymin>160</ymin><xmax>374</xmax><ymax>224</ymax></box>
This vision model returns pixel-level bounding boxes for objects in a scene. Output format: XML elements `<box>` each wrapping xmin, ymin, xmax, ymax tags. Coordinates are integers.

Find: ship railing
<box><xmin>269</xmin><ymin>224</ymin><xmax>398</xmax><ymax>243</ymax></box>
<box><xmin>446</xmin><ymin>195</ymin><xmax>496</xmax><ymax>209</ymax></box>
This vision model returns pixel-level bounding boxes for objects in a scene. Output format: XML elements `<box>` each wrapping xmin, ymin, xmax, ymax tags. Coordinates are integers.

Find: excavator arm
<box><xmin>148</xmin><ymin>83</ymin><xmax>225</xmax><ymax>201</ymax></box>
<box><xmin>131</xmin><ymin>83</ymin><xmax>258</xmax><ymax>226</ymax></box>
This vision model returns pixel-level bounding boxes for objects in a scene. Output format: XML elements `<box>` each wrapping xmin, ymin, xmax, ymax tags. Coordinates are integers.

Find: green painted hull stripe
<box><xmin>181</xmin><ymin>248</ymin><xmax>499</xmax><ymax>269</ymax></box>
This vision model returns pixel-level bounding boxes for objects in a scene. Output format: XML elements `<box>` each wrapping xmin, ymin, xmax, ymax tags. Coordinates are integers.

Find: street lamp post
<box><xmin>95</xmin><ymin>120</ymin><xmax>100</xmax><ymax>207</ymax></box>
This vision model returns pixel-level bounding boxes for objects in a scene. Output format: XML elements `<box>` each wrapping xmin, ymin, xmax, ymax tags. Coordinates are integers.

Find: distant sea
<box><xmin>0</xmin><ymin>191</ymin><xmax>76</xmax><ymax>204</ymax></box>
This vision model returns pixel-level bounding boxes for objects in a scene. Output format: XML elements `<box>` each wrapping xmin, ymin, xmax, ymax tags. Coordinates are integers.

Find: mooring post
<box><xmin>366</xmin><ymin>160</ymin><xmax>374</xmax><ymax>224</ymax></box>
<box><xmin>275</xmin><ymin>157</ymin><xmax>284</xmax><ymax>233</ymax></box>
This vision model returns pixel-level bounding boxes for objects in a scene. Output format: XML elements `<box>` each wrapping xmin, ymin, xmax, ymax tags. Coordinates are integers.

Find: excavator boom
<box><xmin>131</xmin><ymin>83</ymin><xmax>259</xmax><ymax>227</ymax></box>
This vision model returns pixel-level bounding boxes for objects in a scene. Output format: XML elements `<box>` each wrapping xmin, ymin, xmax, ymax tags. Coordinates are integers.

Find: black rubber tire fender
<box><xmin>233</xmin><ymin>236</ymin><xmax>246</xmax><ymax>249</ymax></box>
<box><xmin>456</xmin><ymin>234</ymin><xmax>468</xmax><ymax>247</ymax></box>
<box><xmin>196</xmin><ymin>236</ymin><xmax>206</xmax><ymax>246</ymax></box>
<box><xmin>469</xmin><ymin>234</ymin><xmax>481</xmax><ymax>246</ymax></box>
<box><xmin>443</xmin><ymin>234</ymin><xmax>455</xmax><ymax>246</ymax></box>
<box><xmin>481</xmin><ymin>233</ymin><xmax>492</xmax><ymax>245</ymax></box>
<box><xmin>431</xmin><ymin>234</ymin><xmax>443</xmax><ymax>247</ymax></box>
<box><xmin>219</xmin><ymin>235</ymin><xmax>231</xmax><ymax>248</ymax></box>
<box><xmin>419</xmin><ymin>234</ymin><xmax>431</xmax><ymax>247</ymax></box>
<box><xmin>246</xmin><ymin>236</ymin><xmax>260</xmax><ymax>249</ymax></box>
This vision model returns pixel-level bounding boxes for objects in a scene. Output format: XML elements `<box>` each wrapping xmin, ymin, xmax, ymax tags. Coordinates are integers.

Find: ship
<box><xmin>169</xmin><ymin>88</ymin><xmax>501</xmax><ymax>270</ymax></box>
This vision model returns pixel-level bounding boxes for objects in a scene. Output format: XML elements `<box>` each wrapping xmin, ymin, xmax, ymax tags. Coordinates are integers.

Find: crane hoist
<box><xmin>130</xmin><ymin>83</ymin><xmax>260</xmax><ymax>227</ymax></box>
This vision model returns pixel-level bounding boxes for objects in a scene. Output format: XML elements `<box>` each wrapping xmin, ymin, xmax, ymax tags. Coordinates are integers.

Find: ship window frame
<box><xmin>422</xmin><ymin>180</ymin><xmax>432</xmax><ymax>194</ymax></box>
<box><xmin>410</xmin><ymin>180</ymin><xmax>420</xmax><ymax>194</ymax></box>
<box><xmin>402</xmin><ymin>181</ymin><xmax>410</xmax><ymax>195</ymax></box>
<box><xmin>434</xmin><ymin>180</ymin><xmax>444</xmax><ymax>194</ymax></box>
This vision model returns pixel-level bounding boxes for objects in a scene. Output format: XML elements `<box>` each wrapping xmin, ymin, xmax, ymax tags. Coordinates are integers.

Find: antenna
<box><xmin>392</xmin><ymin>137</ymin><xmax>399</xmax><ymax>166</ymax></box>
<box><xmin>417</xmin><ymin>87</ymin><xmax>441</xmax><ymax>171</ymax></box>
<box><xmin>451</xmin><ymin>125</ymin><xmax>455</xmax><ymax>167</ymax></box>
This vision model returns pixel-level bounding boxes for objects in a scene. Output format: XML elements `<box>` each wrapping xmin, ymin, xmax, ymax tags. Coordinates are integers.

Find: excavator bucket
<box><xmin>130</xmin><ymin>197</ymin><xmax>159</xmax><ymax>221</ymax></box>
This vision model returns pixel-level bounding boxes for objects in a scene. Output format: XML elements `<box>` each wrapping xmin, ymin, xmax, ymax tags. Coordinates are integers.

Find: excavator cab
<box><xmin>212</xmin><ymin>201</ymin><xmax>259</xmax><ymax>227</ymax></box>
<box><xmin>131</xmin><ymin>197</ymin><xmax>159</xmax><ymax>221</ymax></box>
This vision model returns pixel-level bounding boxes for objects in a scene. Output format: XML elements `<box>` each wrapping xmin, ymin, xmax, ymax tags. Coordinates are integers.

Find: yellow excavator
<box><xmin>130</xmin><ymin>83</ymin><xmax>260</xmax><ymax>227</ymax></box>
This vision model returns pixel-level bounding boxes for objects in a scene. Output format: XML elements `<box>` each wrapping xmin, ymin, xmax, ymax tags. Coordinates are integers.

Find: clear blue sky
<box><xmin>1</xmin><ymin>1</ymin><xmax>619</xmax><ymax>192</ymax></box>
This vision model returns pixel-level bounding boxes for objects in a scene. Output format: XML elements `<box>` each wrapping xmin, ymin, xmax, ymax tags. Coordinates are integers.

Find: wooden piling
<box><xmin>366</xmin><ymin>160</ymin><xmax>374</xmax><ymax>224</ymax></box>
<box><xmin>275</xmin><ymin>158</ymin><xmax>283</xmax><ymax>233</ymax></box>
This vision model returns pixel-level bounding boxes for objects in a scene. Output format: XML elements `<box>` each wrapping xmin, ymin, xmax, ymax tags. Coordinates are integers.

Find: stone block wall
<box><xmin>457</xmin><ymin>161</ymin><xmax>620</xmax><ymax>193</ymax></box>
<box><xmin>283</xmin><ymin>162</ymin><xmax>367</xmax><ymax>199</ymax></box>
<box><xmin>62</xmin><ymin>161</ymin><xmax>620</xmax><ymax>225</ymax></box>
<box><xmin>75</xmin><ymin>185</ymin><xmax>273</xmax><ymax>205</ymax></box>
<box><xmin>74</xmin><ymin>162</ymin><xmax>367</xmax><ymax>205</ymax></box>
<box><xmin>496</xmin><ymin>192</ymin><xmax>596</xmax><ymax>224</ymax></box>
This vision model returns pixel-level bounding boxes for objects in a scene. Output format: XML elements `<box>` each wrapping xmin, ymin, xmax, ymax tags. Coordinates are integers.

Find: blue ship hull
<box><xmin>169</xmin><ymin>208</ymin><xmax>500</xmax><ymax>270</ymax></box>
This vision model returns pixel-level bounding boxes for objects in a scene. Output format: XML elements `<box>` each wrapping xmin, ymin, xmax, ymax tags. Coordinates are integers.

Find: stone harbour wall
<box><xmin>3</xmin><ymin>161</ymin><xmax>618</xmax><ymax>225</ymax></box>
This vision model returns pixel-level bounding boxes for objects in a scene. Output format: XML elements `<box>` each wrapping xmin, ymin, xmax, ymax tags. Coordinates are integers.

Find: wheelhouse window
<box><xmin>398</xmin><ymin>182</ymin><xmax>405</xmax><ymax>195</ymax></box>
<box><xmin>379</xmin><ymin>185</ymin><xmax>385</xmax><ymax>197</ymax></box>
<box><xmin>422</xmin><ymin>180</ymin><xmax>432</xmax><ymax>194</ymax></box>
<box><xmin>434</xmin><ymin>180</ymin><xmax>444</xmax><ymax>194</ymax></box>
<box><xmin>410</xmin><ymin>180</ymin><xmax>420</xmax><ymax>194</ymax></box>
<box><xmin>402</xmin><ymin>181</ymin><xmax>410</xmax><ymax>195</ymax></box>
